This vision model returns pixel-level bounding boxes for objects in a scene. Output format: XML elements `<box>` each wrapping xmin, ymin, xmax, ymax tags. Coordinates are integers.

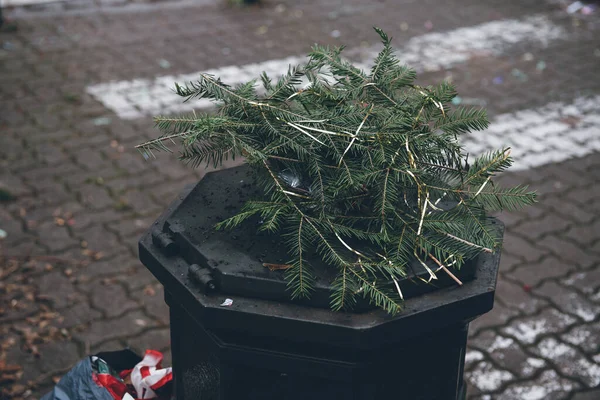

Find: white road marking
<box><xmin>351</xmin><ymin>14</ymin><xmax>564</xmax><ymax>72</ymax></box>
<box><xmin>87</xmin><ymin>15</ymin><xmax>565</xmax><ymax>119</ymax></box>
<box><xmin>86</xmin><ymin>14</ymin><xmax>600</xmax><ymax>171</ymax></box>
<box><xmin>2</xmin><ymin>0</ymin><xmax>61</xmax><ymax>6</ymax></box>
<box><xmin>463</xmin><ymin>95</ymin><xmax>600</xmax><ymax>171</ymax></box>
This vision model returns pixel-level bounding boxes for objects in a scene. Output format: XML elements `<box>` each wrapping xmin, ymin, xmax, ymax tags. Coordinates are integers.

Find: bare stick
<box><xmin>428</xmin><ymin>253</ymin><xmax>463</xmax><ymax>286</ymax></box>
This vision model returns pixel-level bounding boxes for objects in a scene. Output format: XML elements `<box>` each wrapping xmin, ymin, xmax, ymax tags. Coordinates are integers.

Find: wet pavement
<box><xmin>1</xmin><ymin>0</ymin><xmax>600</xmax><ymax>398</ymax></box>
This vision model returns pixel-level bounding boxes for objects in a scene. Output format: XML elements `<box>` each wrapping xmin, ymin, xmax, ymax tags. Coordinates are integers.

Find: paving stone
<box><xmin>62</xmin><ymin>132</ymin><xmax>112</xmax><ymax>151</ymax></box>
<box><xmin>495</xmin><ymin>369</ymin><xmax>579</xmax><ymax>400</ymax></box>
<box><xmin>33</xmin><ymin>221</ymin><xmax>80</xmax><ymax>253</ymax></box>
<box><xmin>465</xmin><ymin>361</ymin><xmax>514</xmax><ymax>393</ymax></box>
<box><xmin>120</xmin><ymin>264</ymin><xmax>160</xmax><ymax>292</ymax></box>
<box><xmin>58</xmin><ymin>301</ymin><xmax>103</xmax><ymax>328</ymax></box>
<box><xmin>107</xmin><ymin>216</ymin><xmax>154</xmax><ymax>240</ymax></box>
<box><xmin>534</xmin><ymin>281</ymin><xmax>600</xmax><ymax>322</ymax></box>
<box><xmin>2</xmin><ymin>241</ymin><xmax>49</xmax><ymax>257</ymax></box>
<box><xmin>464</xmin><ymin>349</ymin><xmax>485</xmax><ymax>371</ymax></box>
<box><xmin>469</xmin><ymin>302</ymin><xmax>520</xmax><ymax>336</ymax></box>
<box><xmin>136</xmin><ymin>285</ymin><xmax>169</xmax><ymax>326</ymax></box>
<box><xmin>500</xmin><ymin>232</ymin><xmax>549</xmax><ymax>264</ymax></box>
<box><xmin>560</xmin><ymin>321</ymin><xmax>600</xmax><ymax>355</ymax></box>
<box><xmin>104</xmin><ymin>171</ymin><xmax>165</xmax><ymax>194</ymax></box>
<box><xmin>543</xmin><ymin>196</ymin><xmax>595</xmax><ymax>225</ymax></box>
<box><xmin>22</xmin><ymin>202</ymin><xmax>85</xmax><ymax>226</ymax></box>
<box><xmin>500</xmin><ymin>308</ymin><xmax>578</xmax><ymax>345</ymax></box>
<box><xmin>498</xmin><ymin>252</ymin><xmax>523</xmax><ymax>273</ymax></box>
<box><xmin>88</xmin><ymin>281</ymin><xmax>139</xmax><ymax>318</ymax></box>
<box><xmin>91</xmin><ymin>339</ymin><xmax>126</xmax><ymax>355</ymax></box>
<box><xmin>116</xmin><ymin>190</ymin><xmax>162</xmax><ymax>216</ymax></box>
<box><xmin>515</xmin><ymin>213</ymin><xmax>572</xmax><ymax>241</ymax></box>
<box><xmin>78</xmin><ymin>254</ymin><xmax>138</xmax><ymax>279</ymax></box>
<box><xmin>115</xmin><ymin>154</ymin><xmax>148</xmax><ymax>175</ymax></box>
<box><xmin>37</xmin><ymin>270</ymin><xmax>85</xmax><ymax>309</ymax></box>
<box><xmin>561</xmin><ymin>269</ymin><xmax>600</xmax><ymax>299</ymax></box>
<box><xmin>76</xmin><ymin>309</ymin><xmax>156</xmax><ymax>347</ymax></box>
<box><xmin>565</xmin><ymin>219</ymin><xmax>600</xmax><ymax>247</ymax></box>
<box><xmin>0</xmin><ymin>172</ymin><xmax>33</xmax><ymax>198</ymax></box>
<box><xmin>124</xmin><ymin>328</ymin><xmax>171</xmax><ymax>354</ymax></box>
<box><xmin>0</xmin><ymin>215</ymin><xmax>26</xmax><ymax>245</ymax></box>
<box><xmin>572</xmin><ymin>389</ymin><xmax>600</xmax><ymax>400</ymax></box>
<box><xmin>70</xmin><ymin>208</ymin><xmax>124</xmax><ymax>231</ymax></box>
<box><xmin>36</xmin><ymin>143</ymin><xmax>66</xmax><ymax>166</ymax></box>
<box><xmin>73</xmin><ymin>151</ymin><xmax>111</xmax><ymax>171</ymax></box>
<box><xmin>24</xmin><ymin>163</ymin><xmax>81</xmax><ymax>184</ymax></box>
<box><xmin>495</xmin><ymin>276</ymin><xmax>549</xmax><ymax>315</ymax></box>
<box><xmin>469</xmin><ymin>330</ymin><xmax>546</xmax><ymax>379</ymax></box>
<box><xmin>565</xmin><ymin>185</ymin><xmax>600</xmax><ymax>207</ymax></box>
<box><xmin>529</xmin><ymin>337</ymin><xmax>600</xmax><ymax>388</ymax></box>
<box><xmin>506</xmin><ymin>256</ymin><xmax>577</xmax><ymax>287</ymax></box>
<box><xmin>537</xmin><ymin>234</ymin><xmax>598</xmax><ymax>269</ymax></box>
<box><xmin>78</xmin><ymin>224</ymin><xmax>122</xmax><ymax>256</ymax></box>
<box><xmin>78</xmin><ymin>184</ymin><xmax>114</xmax><ymax>210</ymax></box>
<box><xmin>162</xmin><ymin>349</ymin><xmax>172</xmax><ymax>368</ymax></box>
<box><xmin>5</xmin><ymin>340</ymin><xmax>81</xmax><ymax>383</ymax></box>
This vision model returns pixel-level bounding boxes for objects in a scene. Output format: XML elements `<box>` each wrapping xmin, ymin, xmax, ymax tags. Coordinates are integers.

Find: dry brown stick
<box><xmin>428</xmin><ymin>253</ymin><xmax>463</xmax><ymax>286</ymax></box>
<box><xmin>262</xmin><ymin>263</ymin><xmax>292</xmax><ymax>271</ymax></box>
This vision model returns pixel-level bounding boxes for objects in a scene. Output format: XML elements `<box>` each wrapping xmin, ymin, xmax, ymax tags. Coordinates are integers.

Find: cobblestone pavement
<box><xmin>1</xmin><ymin>0</ymin><xmax>600</xmax><ymax>398</ymax></box>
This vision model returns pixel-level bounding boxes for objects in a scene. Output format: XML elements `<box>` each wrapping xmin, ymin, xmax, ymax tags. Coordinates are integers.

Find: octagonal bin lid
<box><xmin>154</xmin><ymin>165</ymin><xmax>477</xmax><ymax>311</ymax></box>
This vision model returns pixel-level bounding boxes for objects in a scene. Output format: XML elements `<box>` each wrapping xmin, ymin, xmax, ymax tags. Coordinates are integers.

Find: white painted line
<box><xmin>2</xmin><ymin>0</ymin><xmax>61</xmax><ymax>6</ymax></box>
<box><xmin>87</xmin><ymin>15</ymin><xmax>565</xmax><ymax>120</ymax></box>
<box><xmin>462</xmin><ymin>95</ymin><xmax>600</xmax><ymax>171</ymax></box>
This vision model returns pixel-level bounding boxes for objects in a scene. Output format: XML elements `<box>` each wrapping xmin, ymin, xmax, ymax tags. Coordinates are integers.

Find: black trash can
<box><xmin>139</xmin><ymin>166</ymin><xmax>503</xmax><ymax>400</ymax></box>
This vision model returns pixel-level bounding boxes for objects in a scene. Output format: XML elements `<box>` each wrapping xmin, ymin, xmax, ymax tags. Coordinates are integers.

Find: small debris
<box><xmin>0</xmin><ymin>188</ymin><xmax>16</xmax><ymax>202</ymax></box>
<box><xmin>511</xmin><ymin>68</ymin><xmax>528</xmax><ymax>82</ymax></box>
<box><xmin>0</xmin><ymin>229</ymin><xmax>7</xmax><ymax>240</ymax></box>
<box><xmin>451</xmin><ymin>96</ymin><xmax>462</xmax><ymax>105</ymax></box>
<box><xmin>492</xmin><ymin>76</ymin><xmax>504</xmax><ymax>85</ymax></box>
<box><xmin>424</xmin><ymin>20</ymin><xmax>433</xmax><ymax>30</ymax></box>
<box><xmin>92</xmin><ymin>117</ymin><xmax>112</xmax><ymax>126</ymax></box>
<box><xmin>536</xmin><ymin>60</ymin><xmax>547</xmax><ymax>71</ymax></box>
<box><xmin>330</xmin><ymin>30</ymin><xmax>341</xmax><ymax>38</ymax></box>
<box><xmin>134</xmin><ymin>319</ymin><xmax>147</xmax><ymax>327</ymax></box>
<box><xmin>523</xmin><ymin>284</ymin><xmax>532</xmax><ymax>292</ymax></box>
<box><xmin>63</xmin><ymin>93</ymin><xmax>80</xmax><ymax>104</ymax></box>
<box><xmin>158</xmin><ymin>59</ymin><xmax>171</xmax><ymax>69</ymax></box>
<box><xmin>581</xmin><ymin>5</ymin><xmax>595</xmax><ymax>15</ymax></box>
<box><xmin>220</xmin><ymin>298</ymin><xmax>234</xmax><ymax>307</ymax></box>
<box><xmin>2</xmin><ymin>41</ymin><xmax>16</xmax><ymax>51</ymax></box>
<box><xmin>143</xmin><ymin>285</ymin><xmax>156</xmax><ymax>296</ymax></box>
<box><xmin>255</xmin><ymin>25</ymin><xmax>268</xmax><ymax>35</ymax></box>
<box><xmin>400</xmin><ymin>22</ymin><xmax>409</xmax><ymax>31</ymax></box>
<box><xmin>522</xmin><ymin>52</ymin><xmax>534</xmax><ymax>62</ymax></box>
<box><xmin>567</xmin><ymin>1</ymin><xmax>584</xmax><ymax>14</ymax></box>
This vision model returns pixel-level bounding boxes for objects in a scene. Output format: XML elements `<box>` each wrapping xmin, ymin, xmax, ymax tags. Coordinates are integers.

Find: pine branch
<box><xmin>142</xmin><ymin>27</ymin><xmax>537</xmax><ymax>314</ymax></box>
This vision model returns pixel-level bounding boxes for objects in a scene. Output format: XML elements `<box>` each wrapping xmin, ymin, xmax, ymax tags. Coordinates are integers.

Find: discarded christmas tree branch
<box><xmin>138</xmin><ymin>27</ymin><xmax>536</xmax><ymax>314</ymax></box>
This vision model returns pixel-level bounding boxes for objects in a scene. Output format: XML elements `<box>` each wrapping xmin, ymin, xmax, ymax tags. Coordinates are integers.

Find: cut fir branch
<box><xmin>139</xmin><ymin>27</ymin><xmax>537</xmax><ymax>314</ymax></box>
